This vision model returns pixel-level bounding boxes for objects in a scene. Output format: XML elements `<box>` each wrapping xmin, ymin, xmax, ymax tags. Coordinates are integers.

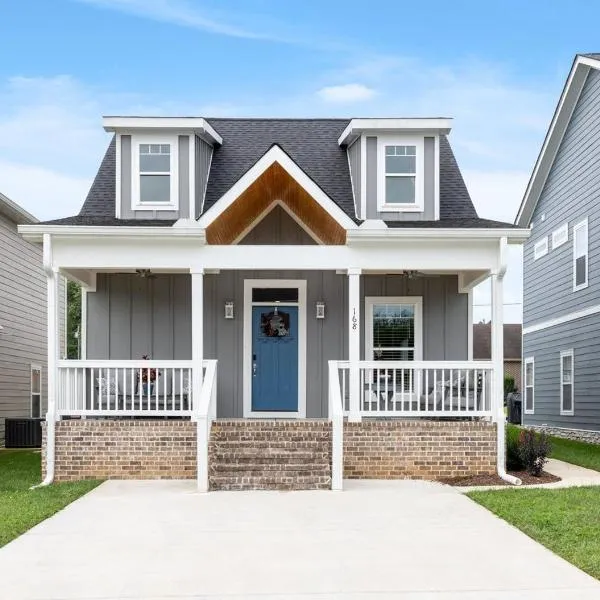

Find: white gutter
<box><xmin>494</xmin><ymin>237</ymin><xmax>521</xmax><ymax>486</ymax></box>
<box><xmin>31</xmin><ymin>234</ymin><xmax>57</xmax><ymax>489</ymax></box>
<box><xmin>347</xmin><ymin>227</ymin><xmax>531</xmax><ymax>244</ymax></box>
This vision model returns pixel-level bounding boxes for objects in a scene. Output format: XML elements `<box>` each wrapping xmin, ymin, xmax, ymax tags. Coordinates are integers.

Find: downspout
<box><xmin>31</xmin><ymin>234</ymin><xmax>57</xmax><ymax>489</ymax></box>
<box><xmin>493</xmin><ymin>237</ymin><xmax>521</xmax><ymax>486</ymax></box>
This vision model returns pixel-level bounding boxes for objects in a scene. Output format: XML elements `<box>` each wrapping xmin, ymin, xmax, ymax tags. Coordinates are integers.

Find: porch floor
<box><xmin>0</xmin><ymin>480</ymin><xmax>598</xmax><ymax>599</ymax></box>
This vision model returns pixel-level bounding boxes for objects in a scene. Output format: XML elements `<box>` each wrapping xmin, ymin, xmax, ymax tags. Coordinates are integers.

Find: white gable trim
<box><xmin>516</xmin><ymin>55</ymin><xmax>600</xmax><ymax>226</ymax></box>
<box><xmin>197</xmin><ymin>145</ymin><xmax>357</xmax><ymax>230</ymax></box>
<box><xmin>232</xmin><ymin>199</ymin><xmax>324</xmax><ymax>245</ymax></box>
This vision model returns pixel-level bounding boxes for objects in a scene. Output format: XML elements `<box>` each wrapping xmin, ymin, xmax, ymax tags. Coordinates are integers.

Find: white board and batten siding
<box><xmin>523</xmin><ymin>68</ymin><xmax>600</xmax><ymax>431</ymax></box>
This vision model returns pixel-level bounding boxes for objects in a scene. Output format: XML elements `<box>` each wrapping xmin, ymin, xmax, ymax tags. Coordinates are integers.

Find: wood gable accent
<box><xmin>205</xmin><ymin>162</ymin><xmax>347</xmax><ymax>245</ymax></box>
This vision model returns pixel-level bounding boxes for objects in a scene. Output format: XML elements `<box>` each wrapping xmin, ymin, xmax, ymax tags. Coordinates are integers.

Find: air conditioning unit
<box><xmin>4</xmin><ymin>418</ymin><xmax>43</xmax><ymax>448</ymax></box>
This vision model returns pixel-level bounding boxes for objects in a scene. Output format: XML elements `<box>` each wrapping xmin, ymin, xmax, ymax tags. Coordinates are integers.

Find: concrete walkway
<box><xmin>0</xmin><ymin>479</ymin><xmax>599</xmax><ymax>599</ymax></box>
<box><xmin>458</xmin><ymin>458</ymin><xmax>600</xmax><ymax>492</ymax></box>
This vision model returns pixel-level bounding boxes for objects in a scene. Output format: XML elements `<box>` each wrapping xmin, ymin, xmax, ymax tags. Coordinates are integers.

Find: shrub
<box><xmin>504</xmin><ymin>375</ymin><xmax>516</xmax><ymax>397</ymax></box>
<box><xmin>518</xmin><ymin>429</ymin><xmax>552</xmax><ymax>476</ymax></box>
<box><xmin>506</xmin><ymin>425</ymin><xmax>524</xmax><ymax>471</ymax></box>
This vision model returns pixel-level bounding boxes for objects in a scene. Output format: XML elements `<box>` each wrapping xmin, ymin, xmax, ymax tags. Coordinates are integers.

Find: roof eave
<box><xmin>347</xmin><ymin>227</ymin><xmax>530</xmax><ymax>244</ymax></box>
<box><xmin>0</xmin><ymin>192</ymin><xmax>38</xmax><ymax>225</ymax></box>
<box><xmin>338</xmin><ymin>118</ymin><xmax>453</xmax><ymax>146</ymax></box>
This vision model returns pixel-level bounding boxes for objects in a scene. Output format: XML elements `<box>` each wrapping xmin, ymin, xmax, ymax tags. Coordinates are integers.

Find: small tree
<box><xmin>66</xmin><ymin>281</ymin><xmax>82</xmax><ymax>359</ymax></box>
<box><xmin>518</xmin><ymin>429</ymin><xmax>552</xmax><ymax>476</ymax></box>
<box><xmin>504</xmin><ymin>375</ymin><xmax>516</xmax><ymax>398</ymax></box>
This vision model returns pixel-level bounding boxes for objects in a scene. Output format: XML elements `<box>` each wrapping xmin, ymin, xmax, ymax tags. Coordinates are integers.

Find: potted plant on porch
<box><xmin>138</xmin><ymin>354</ymin><xmax>159</xmax><ymax>396</ymax></box>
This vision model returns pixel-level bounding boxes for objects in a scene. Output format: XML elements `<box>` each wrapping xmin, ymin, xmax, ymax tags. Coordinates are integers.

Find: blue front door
<box><xmin>252</xmin><ymin>305</ymin><xmax>299</xmax><ymax>412</ymax></box>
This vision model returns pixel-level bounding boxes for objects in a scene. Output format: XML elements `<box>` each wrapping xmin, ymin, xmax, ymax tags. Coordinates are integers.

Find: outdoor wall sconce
<box><xmin>224</xmin><ymin>301</ymin><xmax>234</xmax><ymax>319</ymax></box>
<box><xmin>316</xmin><ymin>301</ymin><xmax>325</xmax><ymax>319</ymax></box>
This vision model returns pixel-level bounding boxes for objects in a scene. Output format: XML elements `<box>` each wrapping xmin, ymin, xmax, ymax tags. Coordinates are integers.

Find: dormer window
<box><xmin>377</xmin><ymin>136</ymin><xmax>424</xmax><ymax>212</ymax></box>
<box><xmin>131</xmin><ymin>134</ymin><xmax>179</xmax><ymax>210</ymax></box>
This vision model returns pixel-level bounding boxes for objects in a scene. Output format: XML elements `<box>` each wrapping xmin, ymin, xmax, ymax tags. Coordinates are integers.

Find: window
<box><xmin>377</xmin><ymin>137</ymin><xmax>423</xmax><ymax>212</ymax></box>
<box><xmin>552</xmin><ymin>223</ymin><xmax>568</xmax><ymax>249</ymax></box>
<box><xmin>524</xmin><ymin>358</ymin><xmax>534</xmax><ymax>414</ymax></box>
<box><xmin>365</xmin><ymin>297</ymin><xmax>423</xmax><ymax>361</ymax></box>
<box><xmin>31</xmin><ymin>365</ymin><xmax>42</xmax><ymax>418</ymax></box>
<box><xmin>573</xmin><ymin>218</ymin><xmax>588</xmax><ymax>290</ymax></box>
<box><xmin>132</xmin><ymin>136</ymin><xmax>178</xmax><ymax>210</ymax></box>
<box><xmin>560</xmin><ymin>350</ymin><xmax>574</xmax><ymax>415</ymax></box>
<box><xmin>533</xmin><ymin>237</ymin><xmax>548</xmax><ymax>260</ymax></box>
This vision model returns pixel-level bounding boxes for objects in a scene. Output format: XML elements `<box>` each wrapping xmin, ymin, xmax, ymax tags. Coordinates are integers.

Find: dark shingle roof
<box><xmin>42</xmin><ymin>216</ymin><xmax>175</xmax><ymax>226</ymax></box>
<box><xmin>40</xmin><ymin>118</ymin><xmax>508</xmax><ymax>228</ymax></box>
<box><xmin>473</xmin><ymin>323</ymin><xmax>522</xmax><ymax>360</ymax></box>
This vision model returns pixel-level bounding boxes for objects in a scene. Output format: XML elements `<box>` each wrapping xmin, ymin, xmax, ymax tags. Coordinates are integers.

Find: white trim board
<box><xmin>523</xmin><ymin>303</ymin><xmax>600</xmax><ymax>335</ymax></box>
<box><xmin>242</xmin><ymin>279</ymin><xmax>307</xmax><ymax>419</ymax></box>
<box><xmin>197</xmin><ymin>145</ymin><xmax>356</xmax><ymax>231</ymax></box>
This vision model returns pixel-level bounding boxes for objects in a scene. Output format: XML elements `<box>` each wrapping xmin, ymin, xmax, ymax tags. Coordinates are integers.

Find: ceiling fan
<box><xmin>401</xmin><ymin>270</ymin><xmax>441</xmax><ymax>279</ymax></box>
<box><xmin>135</xmin><ymin>269</ymin><xmax>157</xmax><ymax>279</ymax></box>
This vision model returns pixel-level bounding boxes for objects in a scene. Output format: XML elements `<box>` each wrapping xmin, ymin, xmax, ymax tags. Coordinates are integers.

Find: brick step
<box><xmin>210</xmin><ymin>449</ymin><xmax>330</xmax><ymax>461</ymax></box>
<box><xmin>210</xmin><ymin>461</ymin><xmax>330</xmax><ymax>473</ymax></box>
<box><xmin>209</xmin><ymin>474</ymin><xmax>332</xmax><ymax>491</ymax></box>
<box><xmin>209</xmin><ymin>440</ymin><xmax>330</xmax><ymax>450</ymax></box>
<box><xmin>210</xmin><ymin>431</ymin><xmax>331</xmax><ymax>440</ymax></box>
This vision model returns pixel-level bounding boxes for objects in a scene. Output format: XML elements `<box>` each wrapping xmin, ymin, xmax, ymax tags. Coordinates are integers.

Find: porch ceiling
<box><xmin>205</xmin><ymin>162</ymin><xmax>347</xmax><ymax>245</ymax></box>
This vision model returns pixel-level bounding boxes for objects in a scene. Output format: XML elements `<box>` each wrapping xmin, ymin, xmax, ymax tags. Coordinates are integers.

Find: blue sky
<box><xmin>1</xmin><ymin>0</ymin><xmax>598</xmax><ymax>320</ymax></box>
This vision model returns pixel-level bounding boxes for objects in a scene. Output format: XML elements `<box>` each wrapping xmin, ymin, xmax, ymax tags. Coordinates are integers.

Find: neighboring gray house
<box><xmin>0</xmin><ymin>192</ymin><xmax>47</xmax><ymax>444</ymax></box>
<box><xmin>517</xmin><ymin>53</ymin><xmax>600</xmax><ymax>434</ymax></box>
<box><xmin>20</xmin><ymin>117</ymin><xmax>528</xmax><ymax>490</ymax></box>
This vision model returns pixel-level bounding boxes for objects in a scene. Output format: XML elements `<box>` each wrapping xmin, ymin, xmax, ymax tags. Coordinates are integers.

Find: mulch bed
<box><xmin>441</xmin><ymin>471</ymin><xmax>561</xmax><ymax>487</ymax></box>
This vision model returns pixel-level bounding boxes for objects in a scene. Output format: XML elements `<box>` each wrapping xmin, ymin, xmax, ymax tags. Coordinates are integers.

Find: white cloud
<box><xmin>316</xmin><ymin>83</ymin><xmax>376</xmax><ymax>103</ymax></box>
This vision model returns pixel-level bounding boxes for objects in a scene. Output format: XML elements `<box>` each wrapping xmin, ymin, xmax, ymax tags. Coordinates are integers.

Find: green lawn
<box><xmin>550</xmin><ymin>436</ymin><xmax>600</xmax><ymax>472</ymax></box>
<box><xmin>469</xmin><ymin>486</ymin><xmax>600</xmax><ymax>579</ymax></box>
<box><xmin>0</xmin><ymin>449</ymin><xmax>101</xmax><ymax>548</ymax></box>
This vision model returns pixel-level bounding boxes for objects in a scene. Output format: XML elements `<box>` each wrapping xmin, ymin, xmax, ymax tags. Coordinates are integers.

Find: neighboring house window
<box><xmin>132</xmin><ymin>136</ymin><xmax>178</xmax><ymax>210</ymax></box>
<box><xmin>533</xmin><ymin>237</ymin><xmax>548</xmax><ymax>260</ymax></box>
<box><xmin>573</xmin><ymin>218</ymin><xmax>588</xmax><ymax>290</ymax></box>
<box><xmin>524</xmin><ymin>357</ymin><xmax>534</xmax><ymax>414</ymax></box>
<box><xmin>365</xmin><ymin>297</ymin><xmax>423</xmax><ymax>361</ymax></box>
<box><xmin>552</xmin><ymin>223</ymin><xmax>568</xmax><ymax>249</ymax></box>
<box><xmin>377</xmin><ymin>137</ymin><xmax>424</xmax><ymax>212</ymax></box>
<box><xmin>31</xmin><ymin>365</ymin><xmax>42</xmax><ymax>418</ymax></box>
<box><xmin>560</xmin><ymin>349</ymin><xmax>574</xmax><ymax>415</ymax></box>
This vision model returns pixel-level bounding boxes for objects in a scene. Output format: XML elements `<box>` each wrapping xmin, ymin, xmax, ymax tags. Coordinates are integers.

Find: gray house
<box><xmin>20</xmin><ymin>117</ymin><xmax>528</xmax><ymax>490</ymax></box>
<box><xmin>0</xmin><ymin>192</ymin><xmax>47</xmax><ymax>444</ymax></box>
<box><xmin>517</xmin><ymin>53</ymin><xmax>600</xmax><ymax>437</ymax></box>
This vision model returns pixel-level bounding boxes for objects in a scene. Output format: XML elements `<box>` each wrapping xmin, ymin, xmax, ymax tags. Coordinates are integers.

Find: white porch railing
<box><xmin>56</xmin><ymin>359</ymin><xmax>206</xmax><ymax>417</ymax></box>
<box><xmin>334</xmin><ymin>360</ymin><xmax>494</xmax><ymax>418</ymax></box>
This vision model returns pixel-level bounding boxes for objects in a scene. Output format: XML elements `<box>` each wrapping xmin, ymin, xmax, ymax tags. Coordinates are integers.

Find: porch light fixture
<box><xmin>224</xmin><ymin>301</ymin><xmax>234</xmax><ymax>319</ymax></box>
<box><xmin>316</xmin><ymin>301</ymin><xmax>325</xmax><ymax>319</ymax></box>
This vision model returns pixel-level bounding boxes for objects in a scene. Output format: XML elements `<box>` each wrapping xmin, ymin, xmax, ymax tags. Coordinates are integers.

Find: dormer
<box><xmin>103</xmin><ymin>117</ymin><xmax>222</xmax><ymax>221</ymax></box>
<box><xmin>339</xmin><ymin>118</ymin><xmax>452</xmax><ymax>222</ymax></box>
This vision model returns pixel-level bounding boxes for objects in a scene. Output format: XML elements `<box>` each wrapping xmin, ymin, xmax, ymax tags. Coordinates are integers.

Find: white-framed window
<box><xmin>131</xmin><ymin>135</ymin><xmax>179</xmax><ymax>210</ymax></box>
<box><xmin>552</xmin><ymin>223</ymin><xmax>569</xmax><ymax>249</ymax></box>
<box><xmin>573</xmin><ymin>218</ymin><xmax>588</xmax><ymax>291</ymax></box>
<box><xmin>524</xmin><ymin>357</ymin><xmax>534</xmax><ymax>414</ymax></box>
<box><xmin>533</xmin><ymin>236</ymin><xmax>548</xmax><ymax>260</ymax></box>
<box><xmin>365</xmin><ymin>297</ymin><xmax>423</xmax><ymax>361</ymax></box>
<box><xmin>377</xmin><ymin>136</ymin><xmax>424</xmax><ymax>212</ymax></box>
<box><xmin>31</xmin><ymin>365</ymin><xmax>42</xmax><ymax>418</ymax></box>
<box><xmin>560</xmin><ymin>349</ymin><xmax>574</xmax><ymax>416</ymax></box>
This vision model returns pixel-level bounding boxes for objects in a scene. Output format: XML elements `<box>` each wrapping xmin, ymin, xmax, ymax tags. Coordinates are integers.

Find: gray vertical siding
<box><xmin>522</xmin><ymin>68</ymin><xmax>600</xmax><ymax>431</ymax></box>
<box><xmin>523</xmin><ymin>315</ymin><xmax>600</xmax><ymax>431</ymax></box>
<box><xmin>87</xmin><ymin>272</ymin><xmax>467</xmax><ymax>419</ymax></box>
<box><xmin>195</xmin><ymin>136</ymin><xmax>213</xmax><ymax>218</ymax></box>
<box><xmin>365</xmin><ymin>136</ymin><xmax>436</xmax><ymax>221</ymax></box>
<box><xmin>347</xmin><ymin>137</ymin><xmax>361</xmax><ymax>218</ymax></box>
<box><xmin>120</xmin><ymin>135</ymin><xmax>189</xmax><ymax>221</ymax></box>
<box><xmin>238</xmin><ymin>205</ymin><xmax>316</xmax><ymax>245</ymax></box>
<box><xmin>0</xmin><ymin>212</ymin><xmax>48</xmax><ymax>443</ymax></box>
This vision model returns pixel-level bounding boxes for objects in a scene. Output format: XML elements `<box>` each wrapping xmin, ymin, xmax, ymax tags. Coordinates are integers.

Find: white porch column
<box><xmin>491</xmin><ymin>271</ymin><xmax>505</xmax><ymax>473</ymax></box>
<box><xmin>46</xmin><ymin>268</ymin><xmax>60</xmax><ymax>420</ymax></box>
<box><xmin>348</xmin><ymin>268</ymin><xmax>361</xmax><ymax>422</ymax></box>
<box><xmin>191</xmin><ymin>269</ymin><xmax>204</xmax><ymax>420</ymax></box>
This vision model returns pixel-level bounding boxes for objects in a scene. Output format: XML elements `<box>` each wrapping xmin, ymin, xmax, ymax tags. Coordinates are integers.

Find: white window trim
<box><xmin>573</xmin><ymin>218</ymin><xmax>589</xmax><ymax>291</ymax></box>
<box><xmin>31</xmin><ymin>364</ymin><xmax>42</xmax><ymax>418</ymax></box>
<box><xmin>377</xmin><ymin>136</ymin><xmax>424</xmax><ymax>213</ymax></box>
<box><xmin>131</xmin><ymin>133</ymin><xmax>179</xmax><ymax>211</ymax></box>
<box><xmin>524</xmin><ymin>357</ymin><xmax>534</xmax><ymax>415</ymax></box>
<box><xmin>364</xmin><ymin>296</ymin><xmax>423</xmax><ymax>361</ymax></box>
<box><xmin>552</xmin><ymin>222</ymin><xmax>568</xmax><ymax>249</ymax></box>
<box><xmin>533</xmin><ymin>236</ymin><xmax>548</xmax><ymax>260</ymax></box>
<box><xmin>560</xmin><ymin>349</ymin><xmax>575</xmax><ymax>416</ymax></box>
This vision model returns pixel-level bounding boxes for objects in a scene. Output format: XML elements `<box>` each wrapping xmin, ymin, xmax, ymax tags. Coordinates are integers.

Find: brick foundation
<box><xmin>343</xmin><ymin>420</ymin><xmax>497</xmax><ymax>479</ymax></box>
<box><xmin>42</xmin><ymin>420</ymin><xmax>197</xmax><ymax>481</ymax></box>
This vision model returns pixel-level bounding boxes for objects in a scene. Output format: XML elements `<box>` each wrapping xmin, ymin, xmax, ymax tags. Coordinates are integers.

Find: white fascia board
<box><xmin>17</xmin><ymin>224</ymin><xmax>207</xmax><ymax>244</ymax></box>
<box><xmin>515</xmin><ymin>55</ymin><xmax>598</xmax><ymax>226</ymax></box>
<box><xmin>346</xmin><ymin>227</ymin><xmax>530</xmax><ymax>244</ymax></box>
<box><xmin>338</xmin><ymin>118</ymin><xmax>453</xmax><ymax>146</ymax></box>
<box><xmin>197</xmin><ymin>144</ymin><xmax>357</xmax><ymax>230</ymax></box>
<box><xmin>102</xmin><ymin>117</ymin><xmax>223</xmax><ymax>145</ymax></box>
